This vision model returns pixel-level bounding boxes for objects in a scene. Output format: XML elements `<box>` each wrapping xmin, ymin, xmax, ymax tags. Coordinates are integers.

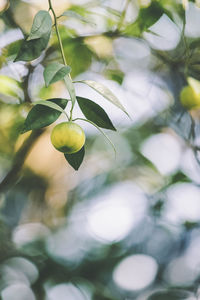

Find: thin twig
<box><xmin>48</xmin><ymin>0</ymin><xmax>76</xmax><ymax>121</ymax></box>
<box><xmin>48</xmin><ymin>0</ymin><xmax>67</xmax><ymax>66</ymax></box>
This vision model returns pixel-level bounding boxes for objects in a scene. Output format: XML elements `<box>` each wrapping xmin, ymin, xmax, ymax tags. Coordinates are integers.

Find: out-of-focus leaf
<box><xmin>0</xmin><ymin>103</ymin><xmax>26</xmax><ymax>154</ymax></box>
<box><xmin>1</xmin><ymin>40</ymin><xmax>22</xmax><ymax>63</ymax></box>
<box><xmin>38</xmin><ymin>85</ymin><xmax>54</xmax><ymax>100</ymax></box>
<box><xmin>148</xmin><ymin>290</ymin><xmax>194</xmax><ymax>300</ymax></box>
<box><xmin>124</xmin><ymin>1</ymin><xmax>173</xmax><ymax>36</ymax></box>
<box><xmin>62</xmin><ymin>5</ymin><xmax>95</xmax><ymax>25</ymax></box>
<box><xmin>0</xmin><ymin>75</ymin><xmax>22</xmax><ymax>100</ymax></box>
<box><xmin>64</xmin><ymin>146</ymin><xmax>85</xmax><ymax>170</ymax></box>
<box><xmin>75</xmin><ymin>80</ymin><xmax>128</xmax><ymax>115</ymax></box>
<box><xmin>44</xmin><ymin>62</ymin><xmax>71</xmax><ymax>87</ymax></box>
<box><xmin>63</xmin><ymin>38</ymin><xmax>92</xmax><ymax>78</ymax></box>
<box><xmin>78</xmin><ymin>118</ymin><xmax>116</xmax><ymax>156</ymax></box>
<box><xmin>105</xmin><ymin>69</ymin><xmax>124</xmax><ymax>85</ymax></box>
<box><xmin>28</xmin><ymin>10</ymin><xmax>52</xmax><ymax>41</ymax></box>
<box><xmin>22</xmin><ymin>98</ymin><xmax>68</xmax><ymax>133</ymax></box>
<box><xmin>77</xmin><ymin>96</ymin><xmax>116</xmax><ymax>131</ymax></box>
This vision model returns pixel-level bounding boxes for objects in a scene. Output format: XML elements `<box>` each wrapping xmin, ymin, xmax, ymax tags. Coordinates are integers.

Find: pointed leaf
<box><xmin>33</xmin><ymin>100</ymin><xmax>66</xmax><ymax>114</ymax></box>
<box><xmin>44</xmin><ymin>62</ymin><xmax>71</xmax><ymax>87</ymax></box>
<box><xmin>77</xmin><ymin>96</ymin><xmax>116</xmax><ymax>131</ymax></box>
<box><xmin>22</xmin><ymin>98</ymin><xmax>68</xmax><ymax>133</ymax></box>
<box><xmin>15</xmin><ymin>11</ymin><xmax>52</xmax><ymax>62</ymax></box>
<box><xmin>28</xmin><ymin>10</ymin><xmax>52</xmax><ymax>41</ymax></box>
<box><xmin>0</xmin><ymin>75</ymin><xmax>22</xmax><ymax>99</ymax></box>
<box><xmin>64</xmin><ymin>75</ymin><xmax>76</xmax><ymax>109</ymax></box>
<box><xmin>77</xmin><ymin>118</ymin><xmax>116</xmax><ymax>157</ymax></box>
<box><xmin>64</xmin><ymin>147</ymin><xmax>85</xmax><ymax>170</ymax></box>
<box><xmin>75</xmin><ymin>80</ymin><xmax>128</xmax><ymax>115</ymax></box>
<box><xmin>15</xmin><ymin>33</ymin><xmax>51</xmax><ymax>62</ymax></box>
<box><xmin>62</xmin><ymin>10</ymin><xmax>95</xmax><ymax>25</ymax></box>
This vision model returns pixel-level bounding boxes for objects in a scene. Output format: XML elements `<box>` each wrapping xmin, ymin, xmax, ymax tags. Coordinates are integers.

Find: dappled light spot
<box><xmin>144</xmin><ymin>227</ymin><xmax>176</xmax><ymax>264</ymax></box>
<box><xmin>3</xmin><ymin>257</ymin><xmax>38</xmax><ymax>285</ymax></box>
<box><xmin>87</xmin><ymin>202</ymin><xmax>133</xmax><ymax>243</ymax></box>
<box><xmin>141</xmin><ymin>133</ymin><xmax>182</xmax><ymax>176</ymax></box>
<box><xmin>185</xmin><ymin>2</ymin><xmax>200</xmax><ymax>38</ymax></box>
<box><xmin>181</xmin><ymin>148</ymin><xmax>200</xmax><ymax>184</ymax></box>
<box><xmin>123</xmin><ymin>72</ymin><xmax>172</xmax><ymax>123</ymax></box>
<box><xmin>164</xmin><ymin>256</ymin><xmax>198</xmax><ymax>287</ymax></box>
<box><xmin>181</xmin><ymin>233</ymin><xmax>200</xmax><ymax>282</ymax></box>
<box><xmin>1</xmin><ymin>283</ymin><xmax>35</xmax><ymax>300</ymax></box>
<box><xmin>12</xmin><ymin>222</ymin><xmax>50</xmax><ymax>247</ymax></box>
<box><xmin>165</xmin><ymin>183</ymin><xmax>200</xmax><ymax>224</ymax></box>
<box><xmin>113</xmin><ymin>254</ymin><xmax>158</xmax><ymax>291</ymax></box>
<box><xmin>87</xmin><ymin>182</ymin><xmax>147</xmax><ymax>243</ymax></box>
<box><xmin>113</xmin><ymin>38</ymin><xmax>150</xmax><ymax>71</ymax></box>
<box><xmin>144</xmin><ymin>14</ymin><xmax>180</xmax><ymax>50</ymax></box>
<box><xmin>0</xmin><ymin>264</ymin><xmax>29</xmax><ymax>287</ymax></box>
<box><xmin>46</xmin><ymin>225</ymin><xmax>89</xmax><ymax>264</ymax></box>
<box><xmin>45</xmin><ymin>283</ymin><xmax>89</xmax><ymax>300</ymax></box>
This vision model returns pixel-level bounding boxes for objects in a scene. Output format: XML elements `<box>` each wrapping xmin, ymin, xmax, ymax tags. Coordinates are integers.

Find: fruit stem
<box><xmin>182</xmin><ymin>9</ymin><xmax>190</xmax><ymax>77</ymax></box>
<box><xmin>73</xmin><ymin>118</ymin><xmax>116</xmax><ymax>158</ymax></box>
<box><xmin>48</xmin><ymin>0</ymin><xmax>76</xmax><ymax>121</ymax></box>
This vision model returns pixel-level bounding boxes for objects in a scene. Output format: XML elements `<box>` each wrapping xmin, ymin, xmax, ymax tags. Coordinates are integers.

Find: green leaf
<box><xmin>62</xmin><ymin>8</ymin><xmax>95</xmax><ymax>25</ymax></box>
<box><xmin>15</xmin><ymin>33</ymin><xmax>51</xmax><ymax>62</ymax></box>
<box><xmin>77</xmin><ymin>96</ymin><xmax>116</xmax><ymax>131</ymax></box>
<box><xmin>44</xmin><ymin>62</ymin><xmax>71</xmax><ymax>87</ymax></box>
<box><xmin>64</xmin><ymin>75</ymin><xmax>76</xmax><ymax>112</ymax></box>
<box><xmin>28</xmin><ymin>10</ymin><xmax>52</xmax><ymax>41</ymax></box>
<box><xmin>4</xmin><ymin>40</ymin><xmax>22</xmax><ymax>60</ymax></box>
<box><xmin>75</xmin><ymin>80</ymin><xmax>129</xmax><ymax>116</ymax></box>
<box><xmin>64</xmin><ymin>147</ymin><xmax>85</xmax><ymax>170</ymax></box>
<box><xmin>105</xmin><ymin>69</ymin><xmax>124</xmax><ymax>85</ymax></box>
<box><xmin>22</xmin><ymin>98</ymin><xmax>68</xmax><ymax>133</ymax></box>
<box><xmin>15</xmin><ymin>11</ymin><xmax>52</xmax><ymax>62</ymax></box>
<box><xmin>62</xmin><ymin>37</ymin><xmax>92</xmax><ymax>78</ymax></box>
<box><xmin>76</xmin><ymin>118</ymin><xmax>116</xmax><ymax>157</ymax></box>
<box><xmin>124</xmin><ymin>1</ymin><xmax>174</xmax><ymax>36</ymax></box>
<box><xmin>0</xmin><ymin>75</ymin><xmax>22</xmax><ymax>99</ymax></box>
<box><xmin>33</xmin><ymin>100</ymin><xmax>66</xmax><ymax>114</ymax></box>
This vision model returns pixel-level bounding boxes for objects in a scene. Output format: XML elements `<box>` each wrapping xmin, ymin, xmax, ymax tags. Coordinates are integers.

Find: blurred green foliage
<box><xmin>1</xmin><ymin>0</ymin><xmax>200</xmax><ymax>299</ymax></box>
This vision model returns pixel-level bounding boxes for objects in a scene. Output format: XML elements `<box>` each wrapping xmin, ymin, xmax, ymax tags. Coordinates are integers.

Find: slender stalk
<box><xmin>48</xmin><ymin>0</ymin><xmax>67</xmax><ymax>66</ymax></box>
<box><xmin>48</xmin><ymin>0</ymin><xmax>76</xmax><ymax>121</ymax></box>
<box><xmin>117</xmin><ymin>0</ymin><xmax>131</xmax><ymax>30</ymax></box>
<box><xmin>73</xmin><ymin>118</ymin><xmax>116</xmax><ymax>157</ymax></box>
<box><xmin>182</xmin><ymin>9</ymin><xmax>190</xmax><ymax>77</ymax></box>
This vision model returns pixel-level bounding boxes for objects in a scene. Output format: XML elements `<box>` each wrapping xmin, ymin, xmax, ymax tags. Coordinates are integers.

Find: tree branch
<box><xmin>0</xmin><ymin>129</ymin><xmax>44</xmax><ymax>192</ymax></box>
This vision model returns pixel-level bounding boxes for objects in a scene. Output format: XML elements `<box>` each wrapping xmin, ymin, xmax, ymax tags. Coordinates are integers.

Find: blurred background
<box><xmin>1</xmin><ymin>0</ymin><xmax>200</xmax><ymax>299</ymax></box>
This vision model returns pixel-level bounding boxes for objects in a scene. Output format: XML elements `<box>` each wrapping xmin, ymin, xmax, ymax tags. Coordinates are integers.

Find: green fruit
<box><xmin>50</xmin><ymin>122</ymin><xmax>85</xmax><ymax>154</ymax></box>
<box><xmin>0</xmin><ymin>75</ymin><xmax>21</xmax><ymax>98</ymax></box>
<box><xmin>180</xmin><ymin>77</ymin><xmax>200</xmax><ymax>110</ymax></box>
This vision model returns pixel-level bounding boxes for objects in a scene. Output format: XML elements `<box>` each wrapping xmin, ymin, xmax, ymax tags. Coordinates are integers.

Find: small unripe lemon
<box><xmin>180</xmin><ymin>77</ymin><xmax>200</xmax><ymax>110</ymax></box>
<box><xmin>180</xmin><ymin>85</ymin><xmax>200</xmax><ymax>110</ymax></box>
<box><xmin>51</xmin><ymin>122</ymin><xmax>85</xmax><ymax>154</ymax></box>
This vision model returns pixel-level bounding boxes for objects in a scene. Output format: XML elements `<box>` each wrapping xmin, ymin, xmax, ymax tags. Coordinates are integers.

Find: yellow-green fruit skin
<box><xmin>51</xmin><ymin>122</ymin><xmax>85</xmax><ymax>154</ymax></box>
<box><xmin>180</xmin><ymin>86</ymin><xmax>200</xmax><ymax>110</ymax></box>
